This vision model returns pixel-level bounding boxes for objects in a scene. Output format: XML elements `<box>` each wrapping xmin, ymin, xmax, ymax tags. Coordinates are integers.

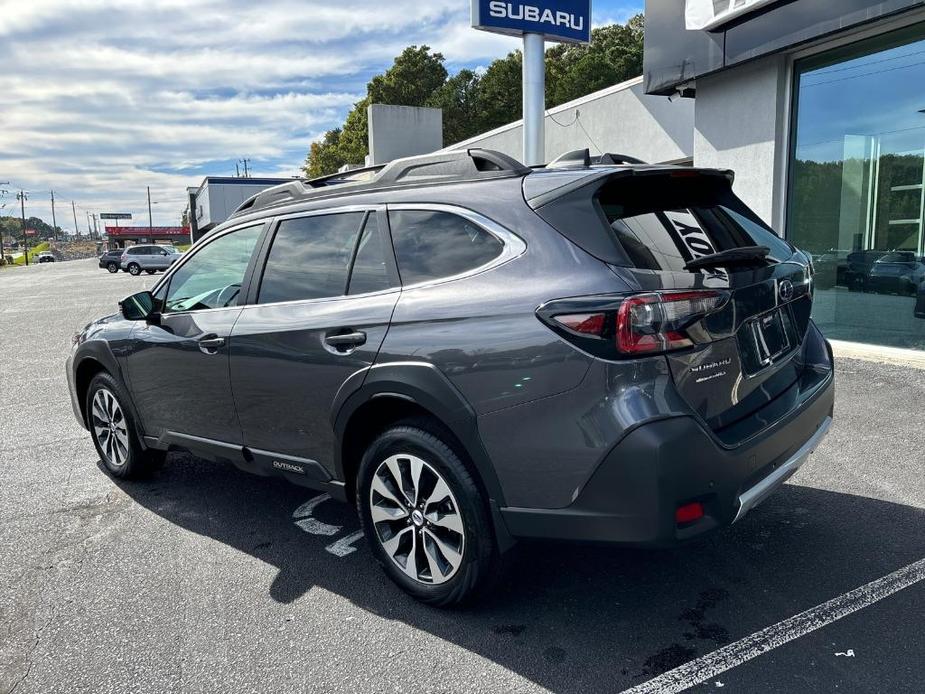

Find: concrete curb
<box><xmin>830</xmin><ymin>339</ymin><xmax>925</xmax><ymax>370</ymax></box>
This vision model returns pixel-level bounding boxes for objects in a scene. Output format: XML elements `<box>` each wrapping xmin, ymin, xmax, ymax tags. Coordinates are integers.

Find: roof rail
<box><xmin>376</xmin><ymin>148</ymin><xmax>530</xmax><ymax>184</ymax></box>
<box><xmin>231</xmin><ymin>149</ymin><xmax>530</xmax><ymax>218</ymax></box>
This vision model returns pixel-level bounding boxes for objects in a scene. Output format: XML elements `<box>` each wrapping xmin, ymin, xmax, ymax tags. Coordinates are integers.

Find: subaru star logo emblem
<box><xmin>779</xmin><ymin>279</ymin><xmax>794</xmax><ymax>302</ymax></box>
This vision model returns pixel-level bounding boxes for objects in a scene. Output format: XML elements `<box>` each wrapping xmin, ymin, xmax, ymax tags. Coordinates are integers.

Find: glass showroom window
<box><xmin>788</xmin><ymin>27</ymin><xmax>925</xmax><ymax>350</ymax></box>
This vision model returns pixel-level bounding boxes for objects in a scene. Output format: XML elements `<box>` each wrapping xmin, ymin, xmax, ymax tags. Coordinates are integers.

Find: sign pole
<box><xmin>522</xmin><ymin>32</ymin><xmax>546</xmax><ymax>167</ymax></box>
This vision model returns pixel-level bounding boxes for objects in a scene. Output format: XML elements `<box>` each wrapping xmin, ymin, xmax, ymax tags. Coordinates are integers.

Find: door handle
<box><xmin>198</xmin><ymin>335</ymin><xmax>226</xmax><ymax>354</ymax></box>
<box><xmin>324</xmin><ymin>331</ymin><xmax>367</xmax><ymax>349</ymax></box>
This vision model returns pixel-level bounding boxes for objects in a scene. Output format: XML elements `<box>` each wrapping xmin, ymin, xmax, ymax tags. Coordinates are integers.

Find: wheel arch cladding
<box><xmin>333</xmin><ymin>361</ymin><xmax>508</xmax><ymax>509</ymax></box>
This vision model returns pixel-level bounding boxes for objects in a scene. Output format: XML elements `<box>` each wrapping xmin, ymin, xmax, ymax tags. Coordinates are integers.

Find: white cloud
<box><xmin>0</xmin><ymin>0</ymin><xmax>526</xmax><ymax>229</ymax></box>
<box><xmin>0</xmin><ymin>0</ymin><xmax>641</xmax><ymax>230</ymax></box>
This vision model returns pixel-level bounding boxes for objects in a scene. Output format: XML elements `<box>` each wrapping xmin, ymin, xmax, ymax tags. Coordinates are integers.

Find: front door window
<box><xmin>164</xmin><ymin>225</ymin><xmax>262</xmax><ymax>312</ymax></box>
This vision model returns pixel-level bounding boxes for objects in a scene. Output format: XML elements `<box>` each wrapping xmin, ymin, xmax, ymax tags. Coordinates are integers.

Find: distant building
<box><xmin>187</xmin><ymin>177</ymin><xmax>295</xmax><ymax>241</ymax></box>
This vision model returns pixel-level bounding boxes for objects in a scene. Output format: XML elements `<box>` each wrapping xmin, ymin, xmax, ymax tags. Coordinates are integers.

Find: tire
<box><xmin>85</xmin><ymin>371</ymin><xmax>164</xmax><ymax>479</ymax></box>
<box><xmin>145</xmin><ymin>269</ymin><xmax>157</xmax><ymax>275</ymax></box>
<box><xmin>127</xmin><ymin>263</ymin><xmax>141</xmax><ymax>276</ymax></box>
<box><xmin>357</xmin><ymin>421</ymin><xmax>500</xmax><ymax>606</ymax></box>
<box><xmin>107</xmin><ymin>262</ymin><xmax>119</xmax><ymax>273</ymax></box>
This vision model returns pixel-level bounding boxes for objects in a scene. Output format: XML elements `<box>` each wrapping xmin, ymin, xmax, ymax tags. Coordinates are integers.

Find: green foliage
<box><xmin>305</xmin><ymin>16</ymin><xmax>645</xmax><ymax>176</ymax></box>
<box><xmin>369</xmin><ymin>45</ymin><xmax>448</xmax><ymax>107</ymax></box>
<box><xmin>426</xmin><ymin>69</ymin><xmax>483</xmax><ymax>146</ymax></box>
<box><xmin>546</xmin><ymin>16</ymin><xmax>645</xmax><ymax>108</ymax></box>
<box><xmin>475</xmin><ymin>51</ymin><xmax>523</xmax><ymax>134</ymax></box>
<box><xmin>304</xmin><ymin>128</ymin><xmax>348</xmax><ymax>179</ymax></box>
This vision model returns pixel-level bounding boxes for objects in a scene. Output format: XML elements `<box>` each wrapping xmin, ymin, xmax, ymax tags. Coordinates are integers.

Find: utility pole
<box><xmin>92</xmin><ymin>213</ymin><xmax>99</xmax><ymax>239</ymax></box>
<box><xmin>71</xmin><ymin>201</ymin><xmax>79</xmax><ymax>239</ymax></box>
<box><xmin>147</xmin><ymin>186</ymin><xmax>153</xmax><ymax>232</ymax></box>
<box><xmin>50</xmin><ymin>190</ymin><xmax>58</xmax><ymax>242</ymax></box>
<box><xmin>235</xmin><ymin>162</ymin><xmax>240</xmax><ymax>177</ymax></box>
<box><xmin>0</xmin><ymin>182</ymin><xmax>9</xmax><ymax>261</ymax></box>
<box><xmin>86</xmin><ymin>212</ymin><xmax>92</xmax><ymax>237</ymax></box>
<box><xmin>239</xmin><ymin>158</ymin><xmax>250</xmax><ymax>178</ymax></box>
<box><xmin>17</xmin><ymin>190</ymin><xmax>29</xmax><ymax>266</ymax></box>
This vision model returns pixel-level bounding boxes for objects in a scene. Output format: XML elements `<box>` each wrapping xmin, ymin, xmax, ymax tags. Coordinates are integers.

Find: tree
<box><xmin>476</xmin><ymin>50</ymin><xmax>523</xmax><ymax>134</ymax></box>
<box><xmin>303</xmin><ymin>17</ymin><xmax>647</xmax><ymax>173</ymax></box>
<box><xmin>426</xmin><ymin>69</ymin><xmax>483</xmax><ymax>146</ymax></box>
<box><xmin>546</xmin><ymin>15</ymin><xmax>645</xmax><ymax>108</ymax></box>
<box><xmin>368</xmin><ymin>45</ymin><xmax>448</xmax><ymax>107</ymax></box>
<box><xmin>305</xmin><ymin>46</ymin><xmax>448</xmax><ymax>176</ymax></box>
<box><xmin>303</xmin><ymin>128</ymin><xmax>347</xmax><ymax>178</ymax></box>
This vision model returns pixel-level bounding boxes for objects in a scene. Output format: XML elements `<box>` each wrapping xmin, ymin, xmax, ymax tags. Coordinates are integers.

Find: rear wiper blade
<box><xmin>684</xmin><ymin>246</ymin><xmax>774</xmax><ymax>271</ymax></box>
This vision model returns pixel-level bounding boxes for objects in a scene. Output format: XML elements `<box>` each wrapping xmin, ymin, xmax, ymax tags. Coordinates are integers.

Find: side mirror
<box><xmin>120</xmin><ymin>290</ymin><xmax>157</xmax><ymax>321</ymax></box>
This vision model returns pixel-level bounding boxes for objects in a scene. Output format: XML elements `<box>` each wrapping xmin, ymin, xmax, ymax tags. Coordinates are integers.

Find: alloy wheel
<box><xmin>91</xmin><ymin>388</ymin><xmax>129</xmax><ymax>467</ymax></box>
<box><xmin>369</xmin><ymin>453</ymin><xmax>465</xmax><ymax>585</ymax></box>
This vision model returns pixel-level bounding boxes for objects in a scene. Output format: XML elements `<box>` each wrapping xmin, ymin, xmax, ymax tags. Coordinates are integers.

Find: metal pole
<box><xmin>147</xmin><ymin>186</ymin><xmax>153</xmax><ymax>232</ymax></box>
<box><xmin>50</xmin><ymin>190</ymin><xmax>58</xmax><ymax>242</ymax></box>
<box><xmin>522</xmin><ymin>32</ymin><xmax>546</xmax><ymax>167</ymax></box>
<box><xmin>19</xmin><ymin>190</ymin><xmax>28</xmax><ymax>266</ymax></box>
<box><xmin>71</xmin><ymin>201</ymin><xmax>79</xmax><ymax>239</ymax></box>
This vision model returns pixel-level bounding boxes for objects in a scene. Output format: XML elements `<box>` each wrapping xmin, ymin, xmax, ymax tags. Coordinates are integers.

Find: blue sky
<box><xmin>0</xmin><ymin>1</ymin><xmax>642</xmax><ymax>230</ymax></box>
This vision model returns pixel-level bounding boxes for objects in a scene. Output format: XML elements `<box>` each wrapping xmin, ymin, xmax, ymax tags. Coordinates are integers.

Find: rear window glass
<box><xmin>389</xmin><ymin>210</ymin><xmax>503</xmax><ymax>285</ymax></box>
<box><xmin>599</xmin><ymin>175</ymin><xmax>793</xmax><ymax>272</ymax></box>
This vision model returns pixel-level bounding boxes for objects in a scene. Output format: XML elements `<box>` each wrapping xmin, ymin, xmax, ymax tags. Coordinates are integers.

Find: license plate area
<box><xmin>739</xmin><ymin>307</ymin><xmax>797</xmax><ymax>375</ymax></box>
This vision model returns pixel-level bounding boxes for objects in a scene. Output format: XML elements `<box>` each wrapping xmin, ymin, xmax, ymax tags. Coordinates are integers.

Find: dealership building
<box><xmin>448</xmin><ymin>0</ymin><xmax>925</xmax><ymax>353</ymax></box>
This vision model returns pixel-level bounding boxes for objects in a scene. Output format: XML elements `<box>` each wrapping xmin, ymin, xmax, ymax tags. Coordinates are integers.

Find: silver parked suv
<box><xmin>120</xmin><ymin>244</ymin><xmax>182</xmax><ymax>275</ymax></box>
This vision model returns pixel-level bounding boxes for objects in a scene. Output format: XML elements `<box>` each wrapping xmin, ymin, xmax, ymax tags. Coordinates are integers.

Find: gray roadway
<box><xmin>1</xmin><ymin>259</ymin><xmax>923</xmax><ymax>694</ymax></box>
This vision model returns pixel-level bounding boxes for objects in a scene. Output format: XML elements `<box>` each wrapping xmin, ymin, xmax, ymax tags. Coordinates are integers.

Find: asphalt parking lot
<box><xmin>1</xmin><ymin>259</ymin><xmax>923</xmax><ymax>694</ymax></box>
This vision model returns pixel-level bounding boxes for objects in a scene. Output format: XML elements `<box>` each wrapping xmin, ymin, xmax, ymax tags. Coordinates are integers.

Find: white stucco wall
<box><xmin>443</xmin><ymin>76</ymin><xmax>694</xmax><ymax>165</ymax></box>
<box><xmin>693</xmin><ymin>55</ymin><xmax>790</xmax><ymax>228</ymax></box>
<box><xmin>368</xmin><ymin>105</ymin><xmax>443</xmax><ymax>166</ymax></box>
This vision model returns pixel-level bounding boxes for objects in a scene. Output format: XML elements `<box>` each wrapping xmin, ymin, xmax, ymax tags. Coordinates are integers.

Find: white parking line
<box><xmin>623</xmin><ymin>557</ymin><xmax>925</xmax><ymax>694</ymax></box>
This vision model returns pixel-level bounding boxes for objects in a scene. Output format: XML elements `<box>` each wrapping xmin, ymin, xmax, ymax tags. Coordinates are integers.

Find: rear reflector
<box><xmin>675</xmin><ymin>502</ymin><xmax>704</xmax><ymax>525</ymax></box>
<box><xmin>553</xmin><ymin>312</ymin><xmax>606</xmax><ymax>336</ymax></box>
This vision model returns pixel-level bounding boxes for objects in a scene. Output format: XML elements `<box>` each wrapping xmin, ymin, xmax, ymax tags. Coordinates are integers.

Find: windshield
<box><xmin>599</xmin><ymin>174</ymin><xmax>794</xmax><ymax>273</ymax></box>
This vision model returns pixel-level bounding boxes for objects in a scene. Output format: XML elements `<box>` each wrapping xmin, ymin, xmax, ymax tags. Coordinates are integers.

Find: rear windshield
<box><xmin>598</xmin><ymin>174</ymin><xmax>793</xmax><ymax>272</ymax></box>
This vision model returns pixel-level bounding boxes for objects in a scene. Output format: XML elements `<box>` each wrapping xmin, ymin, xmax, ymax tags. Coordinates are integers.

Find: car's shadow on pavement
<box><xmin>110</xmin><ymin>452</ymin><xmax>925</xmax><ymax>693</ymax></box>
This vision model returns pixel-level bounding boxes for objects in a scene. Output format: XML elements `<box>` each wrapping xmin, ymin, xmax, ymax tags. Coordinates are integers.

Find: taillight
<box><xmin>616</xmin><ymin>291</ymin><xmax>724</xmax><ymax>355</ymax></box>
<box><xmin>542</xmin><ymin>290</ymin><xmax>727</xmax><ymax>358</ymax></box>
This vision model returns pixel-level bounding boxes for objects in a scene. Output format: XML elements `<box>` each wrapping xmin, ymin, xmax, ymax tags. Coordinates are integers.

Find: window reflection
<box><xmin>789</xmin><ymin>28</ymin><xmax>925</xmax><ymax>349</ymax></box>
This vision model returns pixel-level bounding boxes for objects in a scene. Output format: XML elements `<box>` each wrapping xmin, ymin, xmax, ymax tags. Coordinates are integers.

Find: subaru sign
<box><xmin>471</xmin><ymin>0</ymin><xmax>592</xmax><ymax>44</ymax></box>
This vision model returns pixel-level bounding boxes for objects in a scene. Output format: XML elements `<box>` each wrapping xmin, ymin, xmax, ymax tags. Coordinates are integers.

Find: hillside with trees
<box><xmin>304</xmin><ymin>14</ymin><xmax>644</xmax><ymax>177</ymax></box>
<box><xmin>0</xmin><ymin>215</ymin><xmax>61</xmax><ymax>244</ymax></box>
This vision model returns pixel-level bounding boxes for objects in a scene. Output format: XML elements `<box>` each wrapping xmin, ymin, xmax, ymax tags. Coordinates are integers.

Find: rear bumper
<box><xmin>500</xmin><ymin>366</ymin><xmax>834</xmax><ymax>546</ymax></box>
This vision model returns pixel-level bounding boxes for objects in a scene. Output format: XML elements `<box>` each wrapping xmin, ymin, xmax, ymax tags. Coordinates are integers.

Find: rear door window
<box><xmin>347</xmin><ymin>214</ymin><xmax>392</xmax><ymax>295</ymax></box>
<box><xmin>388</xmin><ymin>210</ymin><xmax>503</xmax><ymax>285</ymax></box>
<box><xmin>599</xmin><ymin>175</ymin><xmax>793</xmax><ymax>272</ymax></box>
<box><xmin>258</xmin><ymin>212</ymin><xmax>364</xmax><ymax>304</ymax></box>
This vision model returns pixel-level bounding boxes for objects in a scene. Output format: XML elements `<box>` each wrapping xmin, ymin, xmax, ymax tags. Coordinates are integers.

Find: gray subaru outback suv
<box><xmin>67</xmin><ymin>149</ymin><xmax>834</xmax><ymax>605</ymax></box>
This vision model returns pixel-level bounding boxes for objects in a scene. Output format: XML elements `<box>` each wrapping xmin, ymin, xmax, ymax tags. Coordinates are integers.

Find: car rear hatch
<box><xmin>528</xmin><ymin>167</ymin><xmax>824</xmax><ymax>445</ymax></box>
